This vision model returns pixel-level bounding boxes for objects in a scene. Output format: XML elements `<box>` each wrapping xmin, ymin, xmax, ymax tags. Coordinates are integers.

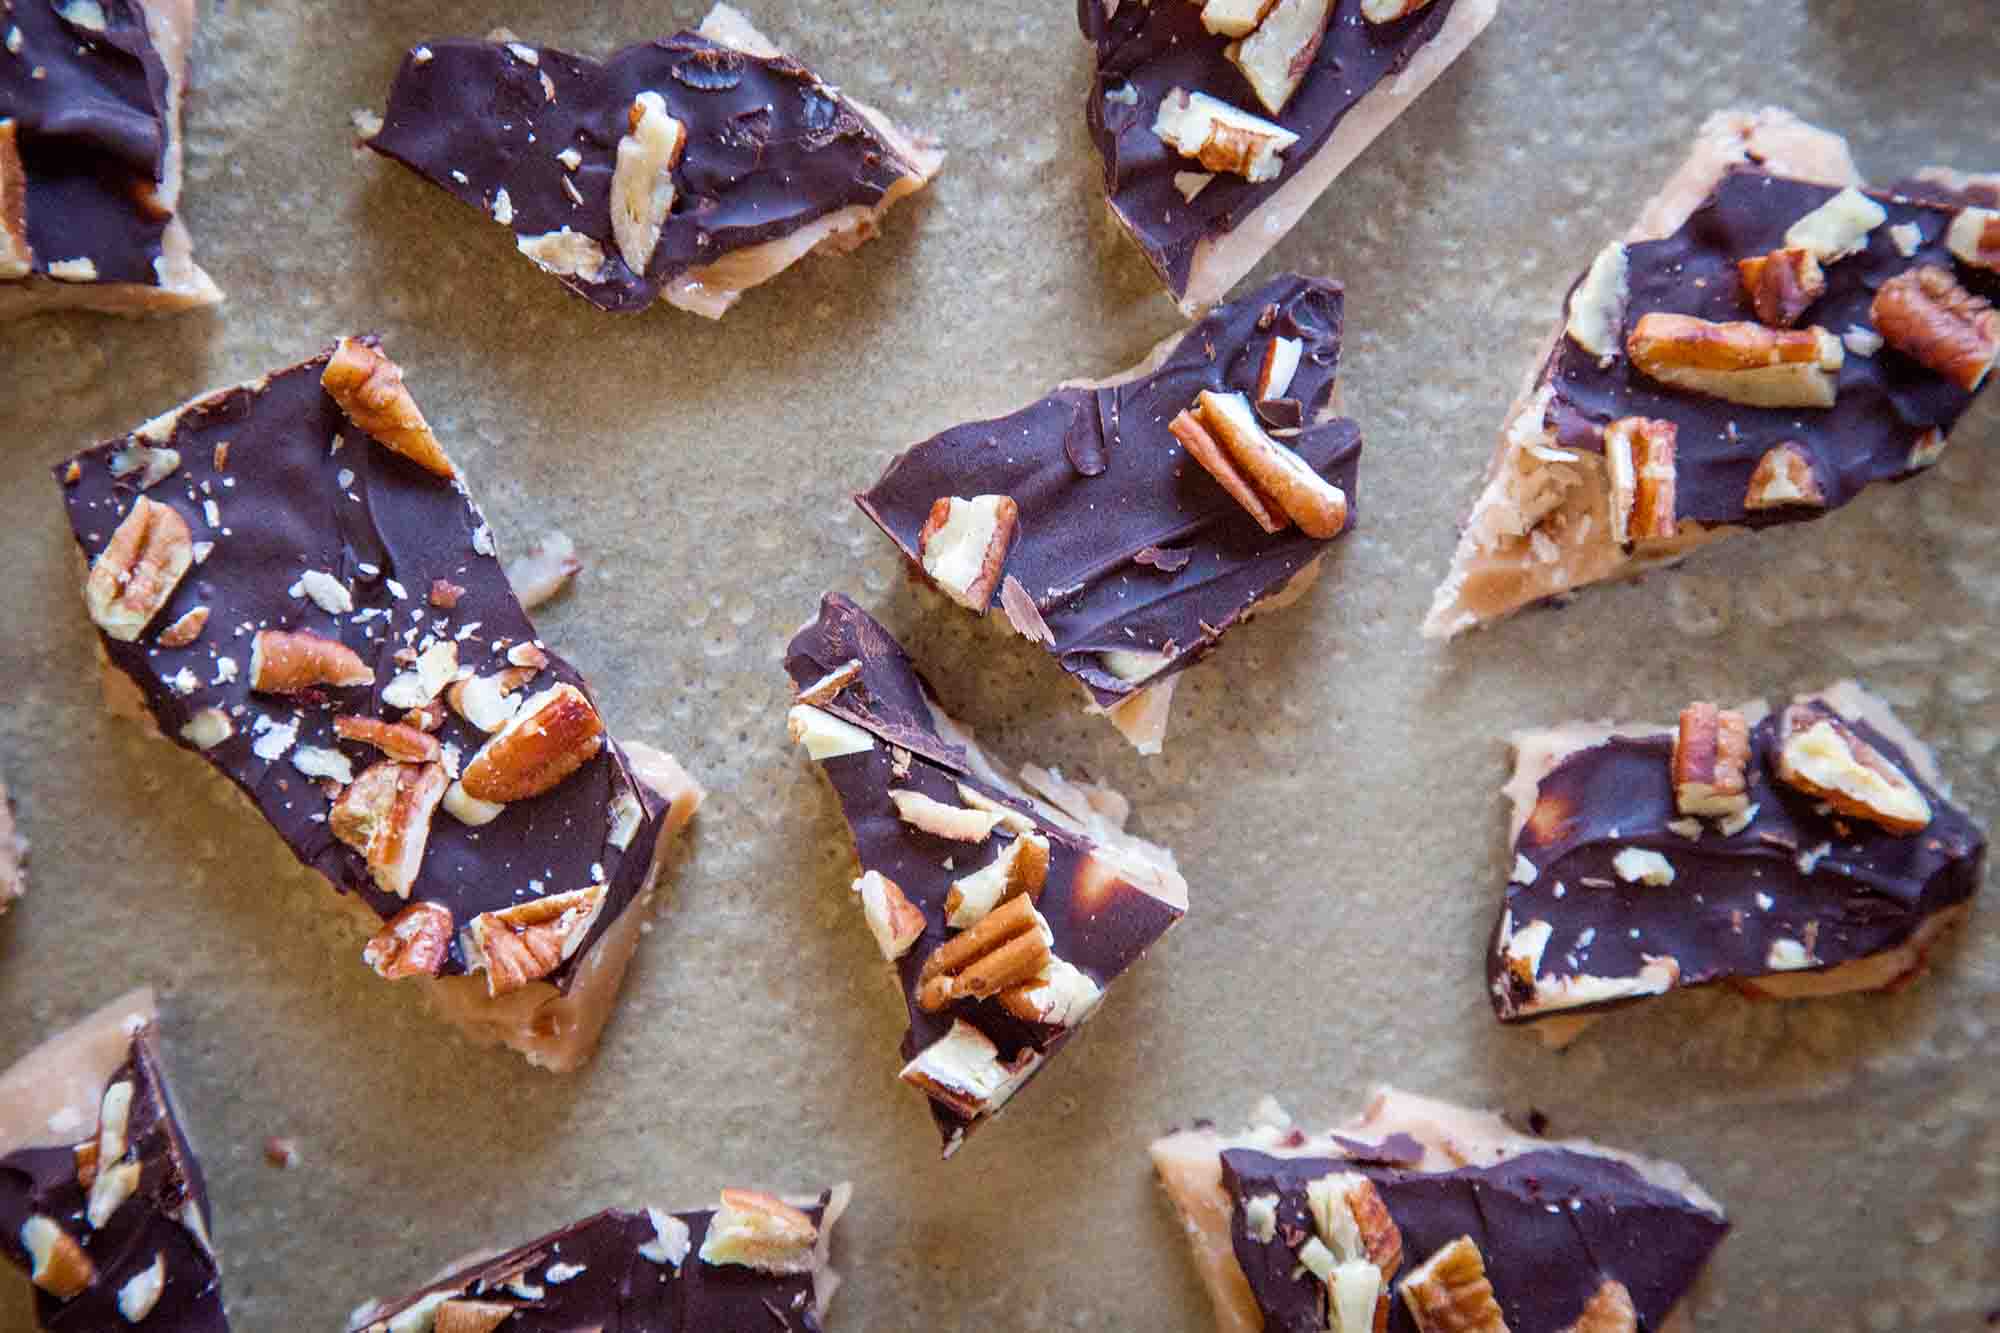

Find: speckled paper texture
<box><xmin>0</xmin><ymin>3</ymin><xmax>1995</xmax><ymax>1329</ymax></box>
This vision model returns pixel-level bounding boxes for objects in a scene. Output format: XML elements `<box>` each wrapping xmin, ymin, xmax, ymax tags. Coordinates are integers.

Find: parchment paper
<box><xmin>0</xmin><ymin>2</ymin><xmax>1994</xmax><ymax>1328</ymax></box>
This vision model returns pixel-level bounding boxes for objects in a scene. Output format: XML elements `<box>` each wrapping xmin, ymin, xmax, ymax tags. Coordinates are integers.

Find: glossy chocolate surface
<box><xmin>358</xmin><ymin>1194</ymin><xmax>837</xmax><ymax>1332</ymax></box>
<box><xmin>54</xmin><ymin>347</ymin><xmax>666</xmax><ymax>985</ymax></box>
<box><xmin>1080</xmin><ymin>0</ymin><xmax>1458</xmax><ymax>298</ymax></box>
<box><xmin>0</xmin><ymin>1030</ymin><xmax>227</xmax><ymax>1331</ymax></box>
<box><xmin>786</xmin><ymin>594</ymin><xmax>1184</xmax><ymax>1148</ymax></box>
<box><xmin>1492</xmin><ymin>703</ymin><xmax>1985</xmax><ymax>1022</ymax></box>
<box><xmin>1547</xmin><ymin>170</ymin><xmax>2000</xmax><ymax>530</ymax></box>
<box><xmin>857</xmin><ymin>274</ymin><xmax>1361</xmax><ymax>708</ymax></box>
<box><xmin>0</xmin><ymin>0</ymin><xmax>173</xmax><ymax>285</ymax></box>
<box><xmin>368</xmin><ymin>28</ymin><xmax>925</xmax><ymax>312</ymax></box>
<box><xmin>1221</xmin><ymin>1144</ymin><xmax>1727</xmax><ymax>1333</ymax></box>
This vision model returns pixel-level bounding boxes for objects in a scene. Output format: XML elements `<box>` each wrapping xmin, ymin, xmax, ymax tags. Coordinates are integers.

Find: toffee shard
<box><xmin>0</xmin><ymin>0</ymin><xmax>222</xmax><ymax>318</ymax></box>
<box><xmin>348</xmin><ymin>1185</ymin><xmax>851</xmax><ymax>1332</ymax></box>
<box><xmin>1083</xmin><ymin>0</ymin><xmax>1498</xmax><ymax>314</ymax></box>
<box><xmin>53</xmin><ymin>338</ymin><xmax>705</xmax><ymax>1072</ymax></box>
<box><xmin>1492</xmin><ymin>681</ymin><xmax>1984</xmax><ymax>1046</ymax></box>
<box><xmin>0</xmin><ymin>989</ymin><xmax>229</xmax><ymax>1331</ymax></box>
<box><xmin>1151</xmin><ymin>1086</ymin><xmax>1727</xmax><ymax>1333</ymax></box>
<box><xmin>365</xmin><ymin>3</ymin><xmax>942</xmax><ymax>318</ymax></box>
<box><xmin>857</xmin><ymin>274</ymin><xmax>1362</xmax><ymax>754</ymax></box>
<box><xmin>1426</xmin><ymin>108</ymin><xmax>2000</xmax><ymax>639</ymax></box>
<box><xmin>785</xmin><ymin>594</ymin><xmax>1188</xmax><ymax>1156</ymax></box>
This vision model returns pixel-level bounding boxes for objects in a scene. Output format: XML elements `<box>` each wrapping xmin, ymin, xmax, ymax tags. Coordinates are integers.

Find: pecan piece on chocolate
<box><xmin>1563</xmin><ymin>1279</ymin><xmax>1638</xmax><ymax>1333</ymax></box>
<box><xmin>84</xmin><ymin>497</ymin><xmax>194</xmax><ymax>642</ymax></box>
<box><xmin>1171</xmin><ymin>390</ymin><xmax>1348</xmax><ymax>537</ymax></box>
<box><xmin>459</xmin><ymin>683</ymin><xmax>604</xmax><ymax>803</ymax></box>
<box><xmin>853</xmin><ymin>870</ymin><xmax>926</xmax><ymax>960</ymax></box>
<box><xmin>916</xmin><ymin>893</ymin><xmax>1052</xmax><ymax>1011</ymax></box>
<box><xmin>331</xmin><ymin>761</ymin><xmax>448</xmax><ymax>899</ymax></box>
<box><xmin>944</xmin><ymin>832</ymin><xmax>1051</xmax><ymax>928</ymax></box>
<box><xmin>1673</xmin><ymin>702</ymin><xmax>1752</xmax><ymax>817</ymax></box>
<box><xmin>362</xmin><ymin>901</ymin><xmax>454</xmax><ymax>979</ymax></box>
<box><xmin>467</xmin><ymin>885</ymin><xmax>606</xmax><ymax>996</ymax></box>
<box><xmin>1773</xmin><ymin>703</ymin><xmax>1931</xmax><ymax>835</ymax></box>
<box><xmin>1737</xmin><ymin>246</ymin><xmax>1826</xmax><ymax>327</ymax></box>
<box><xmin>432</xmin><ymin>1302</ymin><xmax>518</xmax><ymax>1333</ymax></box>
<box><xmin>1626</xmin><ymin>313</ymin><xmax>1843</xmax><ymax>408</ymax></box>
<box><xmin>1229</xmin><ymin>0</ymin><xmax>1335</xmax><ymax>116</ymax></box>
<box><xmin>0</xmin><ymin>120</ymin><xmax>31</xmax><ymax>280</ymax></box>
<box><xmin>250</xmin><ymin>629</ymin><xmax>375</xmax><ymax>693</ymax></box>
<box><xmin>1603</xmin><ymin>416</ymin><xmax>1677</xmax><ymax>546</ymax></box>
<box><xmin>1399</xmin><ymin>1235</ymin><xmax>1509</xmax><ymax>1333</ymax></box>
<box><xmin>1152</xmin><ymin>88</ymin><xmax>1297</xmax><ymax>182</ymax></box>
<box><xmin>696</xmin><ymin>1190</ymin><xmax>819</xmax><ymax>1275</ymax></box>
<box><xmin>1869</xmin><ymin>264</ymin><xmax>1999</xmax><ymax>392</ymax></box>
<box><xmin>1946</xmin><ymin>206</ymin><xmax>2000</xmax><ymax>272</ymax></box>
<box><xmin>611</xmin><ymin>91</ymin><xmax>687</xmax><ymax>276</ymax></box>
<box><xmin>335</xmin><ymin>714</ymin><xmax>442</xmax><ymax>764</ymax></box>
<box><xmin>1744</xmin><ymin>441</ymin><xmax>1825</xmax><ymax>510</ymax></box>
<box><xmin>322</xmin><ymin>337</ymin><xmax>457</xmax><ymax>478</ymax></box>
<box><xmin>20</xmin><ymin>1215</ymin><xmax>93</xmax><ymax>1300</ymax></box>
<box><xmin>918</xmin><ymin>494</ymin><xmax>1018</xmax><ymax>611</ymax></box>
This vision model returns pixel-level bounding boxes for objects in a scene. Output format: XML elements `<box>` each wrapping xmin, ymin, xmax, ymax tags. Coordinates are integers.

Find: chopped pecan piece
<box><xmin>467</xmin><ymin>885</ymin><xmax>606</xmax><ymax>996</ymax></box>
<box><xmin>362</xmin><ymin>901</ymin><xmax>454</xmax><ymax>979</ymax></box>
<box><xmin>794</xmin><ymin>659</ymin><xmax>862</xmax><ymax>708</ymax></box>
<box><xmin>611</xmin><ymin>91</ymin><xmax>687</xmax><ymax>276</ymax></box>
<box><xmin>1673</xmin><ymin>703</ymin><xmax>1752</xmax><ymax>817</ymax></box>
<box><xmin>156</xmin><ymin>605</ymin><xmax>210</xmax><ymax>648</ymax></box>
<box><xmin>433</xmin><ymin>1302</ymin><xmax>518</xmax><ymax>1333</ymax></box>
<box><xmin>1199</xmin><ymin>0</ymin><xmax>1279</xmax><ymax>38</ymax></box>
<box><xmin>1152</xmin><ymin>88</ymin><xmax>1298</xmax><ymax>182</ymax></box>
<box><xmin>918</xmin><ymin>495</ymin><xmax>1018</xmax><ymax>611</ymax></box>
<box><xmin>944</xmin><ymin>832</ymin><xmax>1051</xmax><ymax>928</ymax></box>
<box><xmin>1400</xmin><ymin>1235</ymin><xmax>1510</xmax><ymax>1333</ymax></box>
<box><xmin>84</xmin><ymin>497</ymin><xmax>194</xmax><ymax>642</ymax></box>
<box><xmin>916</xmin><ymin>893</ymin><xmax>1053</xmax><ymax>1011</ymax></box>
<box><xmin>1257</xmin><ymin>335</ymin><xmax>1304</xmax><ymax>401</ymax></box>
<box><xmin>1774</xmin><ymin>704</ymin><xmax>1932</xmax><ymax>834</ymax></box>
<box><xmin>1173</xmin><ymin>390</ymin><xmax>1348</xmax><ymax>537</ymax></box>
<box><xmin>427</xmin><ymin>579</ymin><xmax>465</xmax><ymax>609</ymax></box>
<box><xmin>696</xmin><ymin>1190</ymin><xmax>819</xmax><ymax>1275</ymax></box>
<box><xmin>335</xmin><ymin>715</ymin><xmax>442</xmax><ymax>763</ymax></box>
<box><xmin>321</xmin><ymin>338</ymin><xmax>457</xmax><ymax>478</ymax></box>
<box><xmin>1561</xmin><ymin>1279</ymin><xmax>1638</xmax><ymax>1333</ymax></box>
<box><xmin>1564</xmin><ymin>242</ymin><xmax>1628</xmax><ymax>364</ymax></box>
<box><xmin>1626</xmin><ymin>313</ymin><xmax>1843</xmax><ymax>408</ymax></box>
<box><xmin>899</xmin><ymin>1018</ymin><xmax>1038</xmax><ymax>1119</ymax></box>
<box><xmin>1602</xmin><ymin>416</ymin><xmax>1677</xmax><ymax>546</ymax></box>
<box><xmin>1782</xmin><ymin>186</ymin><xmax>1886</xmax><ymax>262</ymax></box>
<box><xmin>1744</xmin><ymin>442</ymin><xmax>1825</xmax><ymax>510</ymax></box>
<box><xmin>0</xmin><ymin>120</ymin><xmax>30</xmax><ymax>280</ymax></box>
<box><xmin>1869</xmin><ymin>265</ymin><xmax>1999</xmax><ymax>392</ymax></box>
<box><xmin>1946</xmin><ymin>206</ymin><xmax>2000</xmax><ymax>272</ymax></box>
<box><xmin>854</xmin><ymin>870</ymin><xmax>926</xmax><ymax>960</ymax></box>
<box><xmin>20</xmin><ymin>1215</ymin><xmax>94</xmax><ymax>1300</ymax></box>
<box><xmin>331</xmin><ymin>761</ymin><xmax>448</xmax><ymax>898</ymax></box>
<box><xmin>1362</xmin><ymin>0</ymin><xmax>1436</xmax><ymax>19</ymax></box>
<box><xmin>250</xmin><ymin>629</ymin><xmax>375</xmax><ymax>693</ymax></box>
<box><xmin>1229</xmin><ymin>0</ymin><xmax>1334</xmax><ymax>116</ymax></box>
<box><xmin>890</xmin><ymin>789</ymin><xmax>1003</xmax><ymax>842</ymax></box>
<box><xmin>459</xmin><ymin>683</ymin><xmax>605</xmax><ymax>802</ymax></box>
<box><xmin>1737</xmin><ymin>246</ymin><xmax>1826</xmax><ymax>327</ymax></box>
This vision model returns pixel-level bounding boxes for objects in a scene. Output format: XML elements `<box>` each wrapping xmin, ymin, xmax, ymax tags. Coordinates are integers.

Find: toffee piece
<box><xmin>54</xmin><ymin>337</ymin><xmax>704</xmax><ymax>1072</ymax></box>
<box><xmin>0</xmin><ymin>988</ymin><xmax>227</xmax><ymax>1331</ymax></box>
<box><xmin>1152</xmin><ymin>1087</ymin><xmax>1728</xmax><ymax>1333</ymax></box>
<box><xmin>786</xmin><ymin>594</ymin><xmax>1188</xmax><ymax>1156</ymax></box>
<box><xmin>0</xmin><ymin>771</ymin><xmax>21</xmax><ymax>913</ymax></box>
<box><xmin>0</xmin><ymin>0</ymin><xmax>221</xmax><ymax>318</ymax></box>
<box><xmin>1426</xmin><ymin>108</ymin><xmax>2000</xmax><ymax>638</ymax></box>
<box><xmin>366</xmin><ymin>3</ymin><xmax>943</xmax><ymax>318</ymax></box>
<box><xmin>1492</xmin><ymin>680</ymin><xmax>1985</xmax><ymax>1048</ymax></box>
<box><xmin>1082</xmin><ymin>0</ymin><xmax>1498</xmax><ymax>314</ymax></box>
<box><xmin>348</xmin><ymin>1185</ymin><xmax>851</xmax><ymax>1333</ymax></box>
<box><xmin>858</xmin><ymin>273</ymin><xmax>1363</xmax><ymax>753</ymax></box>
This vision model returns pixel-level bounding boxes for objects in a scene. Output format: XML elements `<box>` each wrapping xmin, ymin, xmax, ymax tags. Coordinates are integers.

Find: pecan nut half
<box><xmin>362</xmin><ymin>901</ymin><xmax>454</xmax><ymax>979</ymax></box>
<box><xmin>467</xmin><ymin>884</ymin><xmax>606</xmax><ymax>996</ymax></box>
<box><xmin>321</xmin><ymin>337</ymin><xmax>457</xmax><ymax>478</ymax></box>
<box><xmin>331</xmin><ymin>761</ymin><xmax>448</xmax><ymax>898</ymax></box>
<box><xmin>84</xmin><ymin>497</ymin><xmax>194</xmax><ymax>642</ymax></box>
<box><xmin>250</xmin><ymin>629</ymin><xmax>376</xmax><ymax>693</ymax></box>
<box><xmin>1869</xmin><ymin>264</ymin><xmax>1999</xmax><ymax>392</ymax></box>
<box><xmin>1400</xmin><ymin>1235</ymin><xmax>1509</xmax><ymax>1333</ymax></box>
<box><xmin>459</xmin><ymin>683</ymin><xmax>604</xmax><ymax>803</ymax></box>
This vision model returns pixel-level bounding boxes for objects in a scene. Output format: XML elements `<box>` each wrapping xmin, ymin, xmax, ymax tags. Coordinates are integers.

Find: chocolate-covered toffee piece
<box><xmin>1426</xmin><ymin>108</ymin><xmax>2000</xmax><ymax>637</ymax></box>
<box><xmin>0</xmin><ymin>988</ymin><xmax>227</xmax><ymax>1330</ymax></box>
<box><xmin>786</xmin><ymin>594</ymin><xmax>1188</xmax><ymax>1156</ymax></box>
<box><xmin>0</xmin><ymin>0</ymin><xmax>221</xmax><ymax>318</ymax></box>
<box><xmin>1491</xmin><ymin>679</ymin><xmax>1985</xmax><ymax>1048</ymax></box>
<box><xmin>365</xmin><ymin>3</ymin><xmax>942</xmax><ymax>318</ymax></box>
<box><xmin>348</xmin><ymin>1184</ymin><xmax>851</xmax><ymax>1333</ymax></box>
<box><xmin>53</xmin><ymin>337</ymin><xmax>704</xmax><ymax>1072</ymax></box>
<box><xmin>1152</xmin><ymin>1087</ymin><xmax>1728</xmax><ymax>1333</ymax></box>
<box><xmin>1082</xmin><ymin>0</ymin><xmax>1498</xmax><ymax>314</ymax></box>
<box><xmin>858</xmin><ymin>273</ymin><xmax>1362</xmax><ymax>753</ymax></box>
<box><xmin>0</xmin><ymin>772</ymin><xmax>22</xmax><ymax>913</ymax></box>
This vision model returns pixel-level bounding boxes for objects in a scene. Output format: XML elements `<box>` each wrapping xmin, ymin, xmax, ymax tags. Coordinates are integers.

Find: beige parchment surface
<box><xmin>0</xmin><ymin>1</ymin><xmax>1996</xmax><ymax>1328</ymax></box>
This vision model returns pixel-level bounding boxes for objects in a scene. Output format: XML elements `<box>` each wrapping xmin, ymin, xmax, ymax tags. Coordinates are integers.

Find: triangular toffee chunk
<box><xmin>1082</xmin><ymin>0</ymin><xmax>1498</xmax><ymax>314</ymax></box>
<box><xmin>54</xmin><ymin>338</ymin><xmax>704</xmax><ymax>1071</ymax></box>
<box><xmin>0</xmin><ymin>989</ymin><xmax>228</xmax><ymax>1331</ymax></box>
<box><xmin>366</xmin><ymin>4</ymin><xmax>942</xmax><ymax>318</ymax></box>
<box><xmin>1492</xmin><ymin>680</ymin><xmax>1985</xmax><ymax>1047</ymax></box>
<box><xmin>858</xmin><ymin>273</ymin><xmax>1362</xmax><ymax>753</ymax></box>
<box><xmin>1152</xmin><ymin>1087</ymin><xmax>1728</xmax><ymax>1333</ymax></box>
<box><xmin>786</xmin><ymin>594</ymin><xmax>1187</xmax><ymax>1156</ymax></box>
<box><xmin>349</xmin><ymin>1185</ymin><xmax>850</xmax><ymax>1333</ymax></box>
<box><xmin>0</xmin><ymin>0</ymin><xmax>222</xmax><ymax>317</ymax></box>
<box><xmin>1427</xmin><ymin>108</ymin><xmax>2000</xmax><ymax>638</ymax></box>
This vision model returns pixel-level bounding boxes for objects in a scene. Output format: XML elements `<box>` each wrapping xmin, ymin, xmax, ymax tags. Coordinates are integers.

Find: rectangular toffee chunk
<box><xmin>53</xmin><ymin>337</ymin><xmax>704</xmax><ymax>1072</ymax></box>
<box><xmin>1426</xmin><ymin>108</ymin><xmax>2000</xmax><ymax>638</ymax></box>
<box><xmin>0</xmin><ymin>988</ymin><xmax>227</xmax><ymax>1331</ymax></box>
<box><xmin>857</xmin><ymin>273</ymin><xmax>1362</xmax><ymax>754</ymax></box>
<box><xmin>365</xmin><ymin>3</ymin><xmax>943</xmax><ymax>318</ymax></box>
<box><xmin>1083</xmin><ymin>0</ymin><xmax>1499</xmax><ymax>314</ymax></box>
<box><xmin>1151</xmin><ymin>1087</ymin><xmax>1728</xmax><ymax>1333</ymax></box>
<box><xmin>0</xmin><ymin>0</ymin><xmax>221</xmax><ymax>318</ymax></box>
<box><xmin>348</xmin><ymin>1184</ymin><xmax>850</xmax><ymax>1333</ymax></box>
<box><xmin>1491</xmin><ymin>680</ymin><xmax>1985</xmax><ymax>1048</ymax></box>
<box><xmin>786</xmin><ymin>594</ymin><xmax>1188</xmax><ymax>1156</ymax></box>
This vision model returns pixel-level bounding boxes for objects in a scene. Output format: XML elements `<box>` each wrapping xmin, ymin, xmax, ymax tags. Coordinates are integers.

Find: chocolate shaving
<box><xmin>1255</xmin><ymin>397</ymin><xmax>1304</xmax><ymax>432</ymax></box>
<box><xmin>1000</xmin><ymin>576</ymin><xmax>1057</xmax><ymax>646</ymax></box>
<box><xmin>1329</xmin><ymin>1131</ymin><xmax>1424</xmax><ymax>1166</ymax></box>
<box><xmin>1134</xmin><ymin>545</ymin><xmax>1192</xmax><ymax>573</ymax></box>
<box><xmin>1063</xmin><ymin>402</ymin><xmax>1108</xmax><ymax>477</ymax></box>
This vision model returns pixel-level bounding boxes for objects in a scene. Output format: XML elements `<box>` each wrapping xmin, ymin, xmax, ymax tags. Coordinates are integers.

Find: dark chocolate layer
<box><xmin>1547</xmin><ymin>170</ymin><xmax>2000</xmax><ymax>530</ymax></box>
<box><xmin>0</xmin><ymin>1030</ymin><xmax>227</xmax><ymax>1331</ymax></box>
<box><xmin>1081</xmin><ymin>0</ymin><xmax>1457</xmax><ymax>299</ymax></box>
<box><xmin>357</xmin><ymin>1194</ymin><xmax>837</xmax><ymax>1333</ymax></box>
<box><xmin>368</xmin><ymin>27</ymin><xmax>926</xmax><ymax>312</ymax></box>
<box><xmin>786</xmin><ymin>594</ymin><xmax>1184</xmax><ymax>1150</ymax></box>
<box><xmin>0</xmin><ymin>0</ymin><xmax>173</xmax><ymax>285</ymax></box>
<box><xmin>858</xmin><ymin>274</ymin><xmax>1361</xmax><ymax>709</ymax></box>
<box><xmin>1492</xmin><ymin>703</ymin><xmax>1985</xmax><ymax>1023</ymax></box>
<box><xmin>55</xmin><ymin>348</ymin><xmax>667</xmax><ymax>985</ymax></box>
<box><xmin>1221</xmin><ymin>1145</ymin><xmax>1728</xmax><ymax>1333</ymax></box>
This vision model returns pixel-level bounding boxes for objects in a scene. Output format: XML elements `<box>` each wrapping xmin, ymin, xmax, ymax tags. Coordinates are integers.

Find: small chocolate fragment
<box><xmin>786</xmin><ymin>595</ymin><xmax>1187</xmax><ymax>1156</ymax></box>
<box><xmin>0</xmin><ymin>989</ymin><xmax>228</xmax><ymax>1331</ymax></box>
<box><xmin>858</xmin><ymin>274</ymin><xmax>1362</xmax><ymax>753</ymax></box>
<box><xmin>350</xmin><ymin>1185</ymin><xmax>850</xmax><ymax>1332</ymax></box>
<box><xmin>1492</xmin><ymin>681</ymin><xmax>1984</xmax><ymax>1044</ymax></box>
<box><xmin>366</xmin><ymin>4</ymin><xmax>942</xmax><ymax>318</ymax></box>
